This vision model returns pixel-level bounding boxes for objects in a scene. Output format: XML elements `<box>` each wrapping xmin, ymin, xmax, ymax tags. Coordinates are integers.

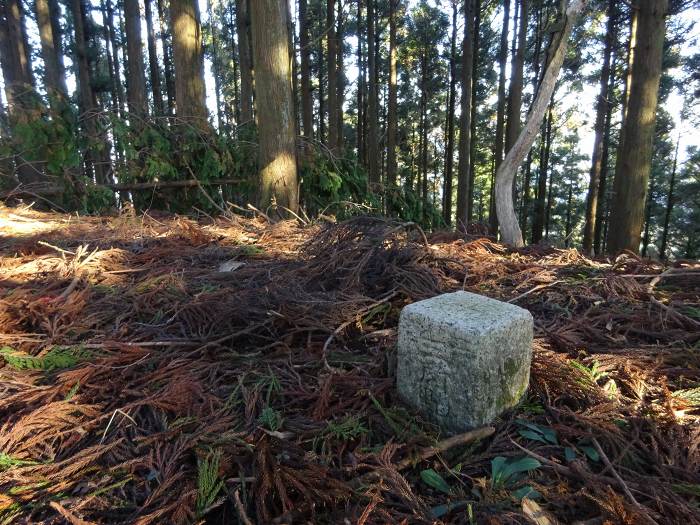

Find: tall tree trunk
<box><xmin>318</xmin><ymin>44</ymin><xmax>326</xmax><ymax>143</ymax></box>
<box><xmin>456</xmin><ymin>0</ymin><xmax>475</xmax><ymax>226</ymax></box>
<box><xmin>70</xmin><ymin>0</ymin><xmax>109</xmax><ymax>183</ymax></box>
<box><xmin>104</xmin><ymin>0</ymin><xmax>126</xmax><ymax>117</ymax></box>
<box><xmin>466</xmin><ymin>0</ymin><xmax>480</xmax><ymax>222</ymax></box>
<box><xmin>505</xmin><ymin>0</ymin><xmax>527</xmax><ymax>153</ymax></box>
<box><xmin>442</xmin><ymin>1</ymin><xmax>457</xmax><ymax>225</ymax></box>
<box><xmin>125</xmin><ymin>0</ymin><xmax>148</xmax><ymax>118</ymax></box>
<box><xmin>144</xmin><ymin>0</ymin><xmax>163</xmax><ymax>115</ymax></box>
<box><xmin>236</xmin><ymin>0</ymin><xmax>253</xmax><ymax>125</ymax></box>
<box><xmin>386</xmin><ymin>0</ymin><xmax>399</xmax><ymax>188</ymax></box>
<box><xmin>545</xmin><ymin>158</ymin><xmax>554</xmax><ymax>239</ymax></box>
<box><xmin>336</xmin><ymin>0</ymin><xmax>344</xmax><ymax>151</ymax></box>
<box><xmin>520</xmin><ymin>151</ymin><xmax>533</xmax><ymax>231</ymax></box>
<box><xmin>156</xmin><ymin>0</ymin><xmax>175</xmax><ymax>114</ymax></box>
<box><xmin>659</xmin><ymin>132</ymin><xmax>680</xmax><ymax>260</ymax></box>
<box><xmin>367</xmin><ymin>0</ymin><xmax>379</xmax><ymax>188</ymax></box>
<box><xmin>490</xmin><ymin>0</ymin><xmax>511</xmax><ymax>233</ymax></box>
<box><xmin>249</xmin><ymin>0</ymin><xmax>298</xmax><ymax>215</ymax></box>
<box><xmin>532</xmin><ymin>97</ymin><xmax>554</xmax><ymax>243</ymax></box>
<box><xmin>608</xmin><ymin>0</ymin><xmax>667</xmax><ymax>255</ymax></box>
<box><xmin>594</xmin><ymin>50</ymin><xmax>617</xmax><ymax>255</ymax></box>
<box><xmin>170</xmin><ymin>0</ymin><xmax>207</xmax><ymax>122</ymax></box>
<box><xmin>641</xmin><ymin>172</ymin><xmax>656</xmax><ymax>257</ymax></box>
<box><xmin>582</xmin><ymin>0</ymin><xmax>614</xmax><ymax>254</ymax></box>
<box><xmin>207</xmin><ymin>0</ymin><xmax>224</xmax><ymax>130</ymax></box>
<box><xmin>0</xmin><ymin>0</ymin><xmax>42</xmax><ymax>183</ymax></box>
<box><xmin>327</xmin><ymin>0</ymin><xmax>339</xmax><ymax>152</ymax></box>
<box><xmin>419</xmin><ymin>51</ymin><xmax>428</xmax><ymax>219</ymax></box>
<box><xmin>564</xmin><ymin>177</ymin><xmax>573</xmax><ymax>247</ymax></box>
<box><xmin>299</xmin><ymin>0</ymin><xmax>313</xmax><ymax>139</ymax></box>
<box><xmin>35</xmin><ymin>0</ymin><xmax>67</xmax><ymax>100</ymax></box>
<box><xmin>519</xmin><ymin>0</ymin><xmax>543</xmax><ymax>233</ymax></box>
<box><xmin>356</xmin><ymin>0</ymin><xmax>365</xmax><ymax>166</ymax></box>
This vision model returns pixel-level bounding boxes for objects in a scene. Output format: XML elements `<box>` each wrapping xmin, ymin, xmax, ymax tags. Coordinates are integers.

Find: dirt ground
<box><xmin>1</xmin><ymin>204</ymin><xmax>699</xmax><ymax>525</ymax></box>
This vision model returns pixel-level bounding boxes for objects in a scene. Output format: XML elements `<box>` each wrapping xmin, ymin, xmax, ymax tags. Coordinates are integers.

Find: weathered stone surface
<box><xmin>396</xmin><ymin>291</ymin><xmax>533</xmax><ymax>434</ymax></box>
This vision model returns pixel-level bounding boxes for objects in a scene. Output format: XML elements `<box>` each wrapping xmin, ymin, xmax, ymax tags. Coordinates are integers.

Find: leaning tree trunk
<box><xmin>607</xmin><ymin>0</ymin><xmax>667</xmax><ymax>255</ymax></box>
<box><xmin>495</xmin><ymin>0</ymin><xmax>588</xmax><ymax>247</ymax></box>
<box><xmin>124</xmin><ymin>0</ymin><xmax>147</xmax><ymax>118</ymax></box>
<box><xmin>249</xmin><ymin>0</ymin><xmax>298</xmax><ymax>216</ymax></box>
<box><xmin>582</xmin><ymin>0</ymin><xmax>614</xmax><ymax>254</ymax></box>
<box><xmin>456</xmin><ymin>0</ymin><xmax>475</xmax><ymax>227</ymax></box>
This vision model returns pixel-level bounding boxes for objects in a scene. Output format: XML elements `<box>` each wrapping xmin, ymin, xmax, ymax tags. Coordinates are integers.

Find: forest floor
<box><xmin>0</xmin><ymin>204</ymin><xmax>699</xmax><ymax>525</ymax></box>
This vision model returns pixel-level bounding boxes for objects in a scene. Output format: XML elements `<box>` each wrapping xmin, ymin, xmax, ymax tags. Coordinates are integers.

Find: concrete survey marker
<box><xmin>396</xmin><ymin>291</ymin><xmax>533</xmax><ymax>434</ymax></box>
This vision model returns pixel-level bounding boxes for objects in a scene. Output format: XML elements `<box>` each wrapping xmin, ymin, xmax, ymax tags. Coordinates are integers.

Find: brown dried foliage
<box><xmin>0</xmin><ymin>205</ymin><xmax>698</xmax><ymax>524</ymax></box>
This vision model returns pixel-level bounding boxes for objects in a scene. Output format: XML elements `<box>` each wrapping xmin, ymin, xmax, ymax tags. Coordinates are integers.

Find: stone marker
<box><xmin>396</xmin><ymin>291</ymin><xmax>533</xmax><ymax>434</ymax></box>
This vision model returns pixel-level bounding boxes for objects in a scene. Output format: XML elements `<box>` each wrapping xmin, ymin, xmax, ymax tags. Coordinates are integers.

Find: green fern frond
<box><xmin>0</xmin><ymin>346</ymin><xmax>91</xmax><ymax>371</ymax></box>
<box><xmin>673</xmin><ymin>387</ymin><xmax>700</xmax><ymax>406</ymax></box>
<box><xmin>257</xmin><ymin>406</ymin><xmax>283</xmax><ymax>431</ymax></box>
<box><xmin>325</xmin><ymin>416</ymin><xmax>368</xmax><ymax>441</ymax></box>
<box><xmin>195</xmin><ymin>450</ymin><xmax>224</xmax><ymax>517</ymax></box>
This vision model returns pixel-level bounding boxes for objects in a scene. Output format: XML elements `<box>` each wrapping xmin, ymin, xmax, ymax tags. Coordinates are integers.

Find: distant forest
<box><xmin>0</xmin><ymin>0</ymin><xmax>699</xmax><ymax>257</ymax></box>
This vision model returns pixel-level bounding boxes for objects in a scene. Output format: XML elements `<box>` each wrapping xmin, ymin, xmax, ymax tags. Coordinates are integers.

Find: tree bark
<box><xmin>532</xmin><ymin>99</ymin><xmax>554</xmax><ymax>243</ymax></box>
<box><xmin>335</xmin><ymin>1</ymin><xmax>344</xmax><ymax>151</ymax></box>
<box><xmin>156</xmin><ymin>0</ymin><xmax>175</xmax><ymax>115</ymax></box>
<box><xmin>519</xmin><ymin>0</ymin><xmax>543</xmax><ymax>234</ymax></box>
<box><xmin>607</xmin><ymin>0</ymin><xmax>667</xmax><ymax>255</ymax></box>
<box><xmin>236</xmin><ymin>0</ymin><xmax>254</xmax><ymax>126</ymax></box>
<box><xmin>327</xmin><ymin>0</ymin><xmax>339</xmax><ymax>152</ymax></box>
<box><xmin>582</xmin><ymin>0</ymin><xmax>614</xmax><ymax>254</ymax></box>
<box><xmin>593</xmin><ymin>51</ymin><xmax>617</xmax><ymax>255</ymax></box>
<box><xmin>659</xmin><ymin>132</ymin><xmax>680</xmax><ymax>260</ymax></box>
<box><xmin>367</xmin><ymin>0</ymin><xmax>379</xmax><ymax>188</ymax></box>
<box><xmin>207</xmin><ymin>0</ymin><xmax>224</xmax><ymax>130</ymax></box>
<box><xmin>34</xmin><ymin>0</ymin><xmax>67</xmax><ymax>100</ymax></box>
<box><xmin>125</xmin><ymin>0</ymin><xmax>148</xmax><ymax>118</ymax></box>
<box><xmin>356</xmin><ymin>0</ymin><xmax>366</xmax><ymax>167</ymax></box>
<box><xmin>505</xmin><ymin>0</ymin><xmax>527</xmax><ymax>153</ymax></box>
<box><xmin>466</xmin><ymin>0</ymin><xmax>480</xmax><ymax>222</ymax></box>
<box><xmin>456</xmin><ymin>0</ymin><xmax>475</xmax><ymax>227</ymax></box>
<box><xmin>0</xmin><ymin>0</ymin><xmax>42</xmax><ymax>183</ymax></box>
<box><xmin>250</xmin><ymin>0</ymin><xmax>298</xmax><ymax>215</ymax></box>
<box><xmin>170</xmin><ymin>0</ymin><xmax>207</xmax><ymax>122</ymax></box>
<box><xmin>490</xmin><ymin>0</ymin><xmax>511</xmax><ymax>233</ymax></box>
<box><xmin>442</xmin><ymin>2</ymin><xmax>458</xmax><ymax>224</ymax></box>
<box><xmin>144</xmin><ymin>0</ymin><xmax>163</xmax><ymax>115</ymax></box>
<box><xmin>496</xmin><ymin>0</ymin><xmax>587</xmax><ymax>247</ymax></box>
<box><xmin>386</xmin><ymin>0</ymin><xmax>399</xmax><ymax>189</ymax></box>
<box><xmin>299</xmin><ymin>0</ymin><xmax>313</xmax><ymax>139</ymax></box>
<box><xmin>69</xmin><ymin>0</ymin><xmax>108</xmax><ymax>183</ymax></box>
